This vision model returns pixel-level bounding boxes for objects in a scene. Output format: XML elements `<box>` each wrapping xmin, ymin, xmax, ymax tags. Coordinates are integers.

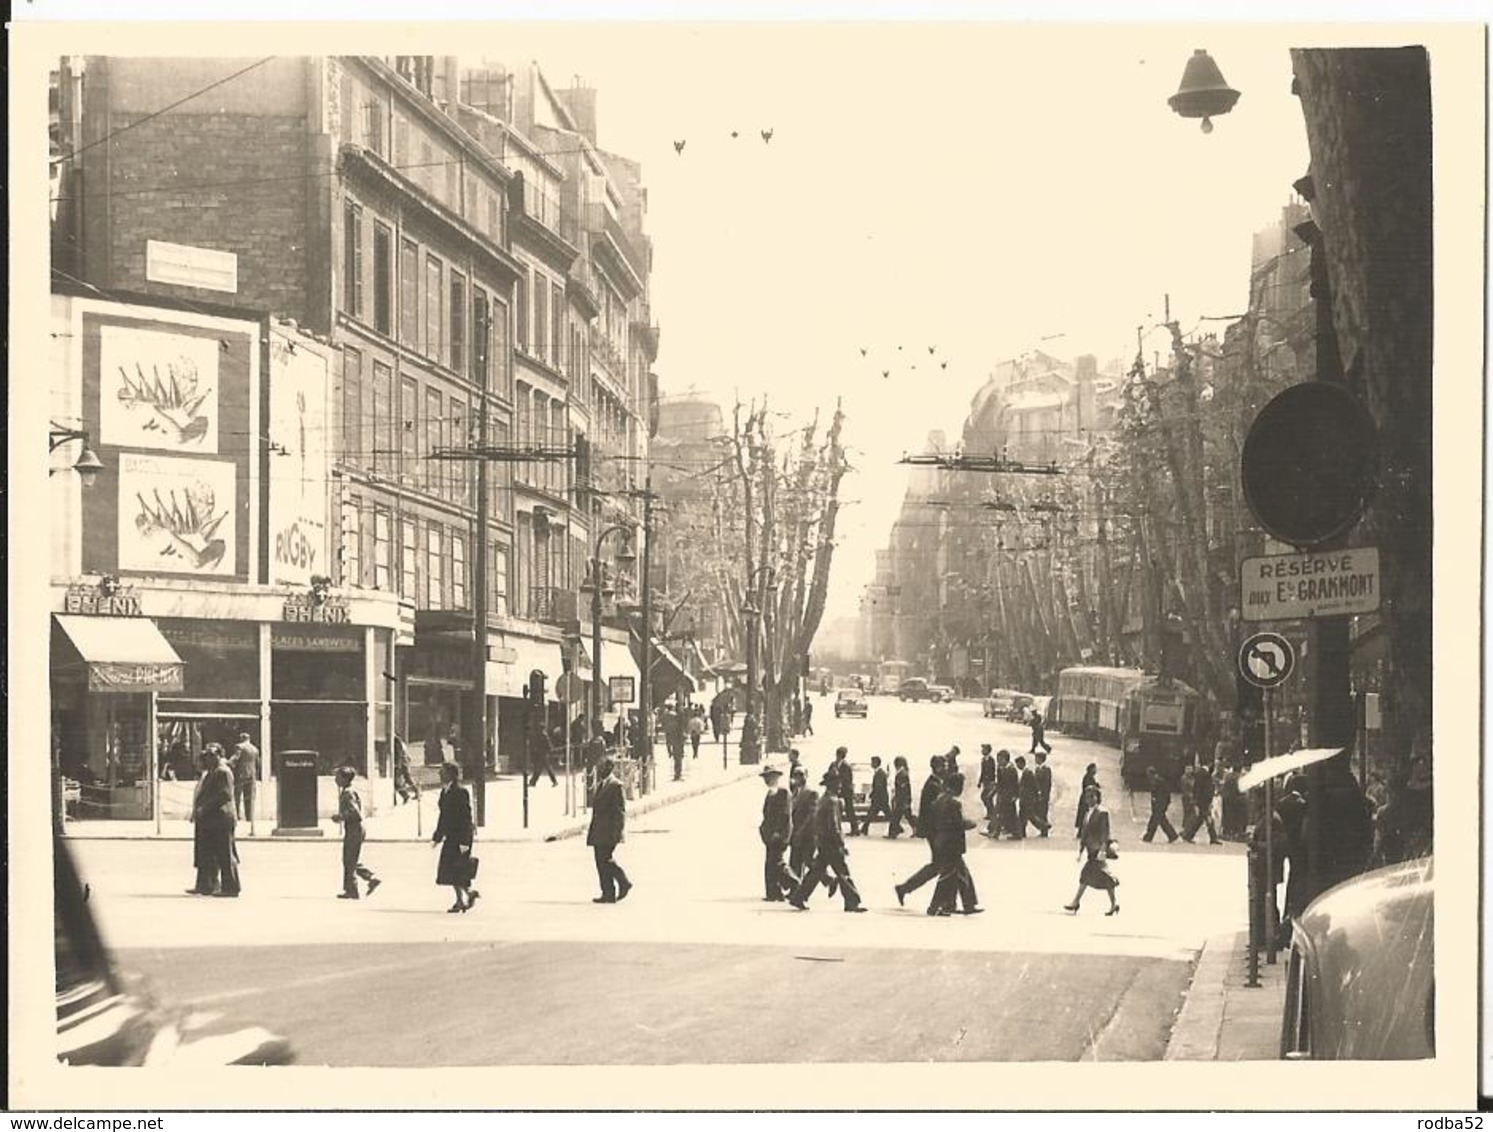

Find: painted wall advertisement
<box><xmin>268</xmin><ymin>332</ymin><xmax>331</xmax><ymax>585</ymax></box>
<box><xmin>80</xmin><ymin>306</ymin><xmax>256</xmax><ymax>581</ymax></box>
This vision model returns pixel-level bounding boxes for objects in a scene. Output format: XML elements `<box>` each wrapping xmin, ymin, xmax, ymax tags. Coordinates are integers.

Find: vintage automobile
<box><xmin>834</xmin><ymin>689</ymin><xmax>869</xmax><ymax>719</ymax></box>
<box><xmin>982</xmin><ymin>688</ymin><xmax>1024</xmax><ymax>718</ymax></box>
<box><xmin>1279</xmin><ymin>856</ymin><xmax>1434</xmax><ymax>1061</ymax></box>
<box><xmin>897</xmin><ymin>678</ymin><xmax>934</xmax><ymax>702</ymax></box>
<box><xmin>927</xmin><ymin>684</ymin><xmax>957</xmax><ymax>704</ymax></box>
<box><xmin>55</xmin><ymin>835</ymin><xmax>295</xmax><ymax>1066</ymax></box>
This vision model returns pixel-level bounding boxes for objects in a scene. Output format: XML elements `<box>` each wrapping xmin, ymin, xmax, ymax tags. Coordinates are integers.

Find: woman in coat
<box><xmin>1065</xmin><ymin>784</ymin><xmax>1119</xmax><ymax>916</ymax></box>
<box><xmin>432</xmin><ymin>761</ymin><xmax>479</xmax><ymax>912</ymax></box>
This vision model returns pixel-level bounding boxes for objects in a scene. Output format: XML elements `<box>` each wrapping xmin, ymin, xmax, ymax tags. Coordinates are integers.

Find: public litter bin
<box><xmin>274</xmin><ymin>750</ymin><xmax>323</xmax><ymax>837</ymax></box>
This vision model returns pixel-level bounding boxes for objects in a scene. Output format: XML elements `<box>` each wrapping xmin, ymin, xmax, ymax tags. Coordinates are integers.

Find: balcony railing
<box><xmin>524</xmin><ymin>586</ymin><xmax>577</xmax><ymax>626</ymax></box>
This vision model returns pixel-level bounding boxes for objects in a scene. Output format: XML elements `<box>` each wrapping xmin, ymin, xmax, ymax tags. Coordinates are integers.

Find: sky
<box><xmin>478</xmin><ymin>24</ymin><xmax>1315</xmax><ymax>625</ymax></box>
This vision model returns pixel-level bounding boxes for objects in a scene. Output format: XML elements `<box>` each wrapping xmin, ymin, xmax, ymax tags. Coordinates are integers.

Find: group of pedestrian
<box><xmin>976</xmin><ymin>745</ymin><xmax>1052</xmax><ymax>839</ymax></box>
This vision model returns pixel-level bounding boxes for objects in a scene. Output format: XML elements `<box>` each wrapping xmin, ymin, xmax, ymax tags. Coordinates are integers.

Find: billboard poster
<box><xmin>117</xmin><ymin>452</ymin><xmax>237</xmax><ymax>576</ymax></box>
<box><xmin>99</xmin><ymin>324</ymin><xmax>221</xmax><ymax>453</ymax></box>
<box><xmin>268</xmin><ymin>332</ymin><xmax>331</xmax><ymax>585</ymax></box>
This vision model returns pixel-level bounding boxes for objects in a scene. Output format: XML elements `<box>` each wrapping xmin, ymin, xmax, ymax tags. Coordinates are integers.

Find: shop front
<box><xmin>51</xmin><ymin>610</ymin><xmax>185</xmax><ymax>823</ymax></box>
<box><xmin>403</xmin><ymin>621</ymin><xmax>475</xmax><ymax>772</ymax></box>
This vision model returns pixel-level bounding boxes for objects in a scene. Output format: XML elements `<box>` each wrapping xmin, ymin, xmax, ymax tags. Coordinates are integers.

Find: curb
<box><xmin>61</xmin><ymin>766</ymin><xmax>763</xmax><ymax>846</ymax></box>
<box><xmin>1163</xmin><ymin>930</ymin><xmax>1240</xmax><ymax>1061</ymax></box>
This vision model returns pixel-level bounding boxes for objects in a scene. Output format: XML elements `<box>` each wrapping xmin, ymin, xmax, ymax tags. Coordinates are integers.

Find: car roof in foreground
<box><xmin>1297</xmin><ymin>856</ymin><xmax>1433</xmax><ymax>944</ymax></box>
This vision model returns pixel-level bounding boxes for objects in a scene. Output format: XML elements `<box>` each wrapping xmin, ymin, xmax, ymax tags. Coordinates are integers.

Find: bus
<box><xmin>875</xmin><ymin>659</ymin><xmax>911</xmax><ymax>697</ymax></box>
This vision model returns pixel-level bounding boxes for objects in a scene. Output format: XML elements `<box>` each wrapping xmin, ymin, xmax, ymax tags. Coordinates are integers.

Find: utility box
<box><xmin>274</xmin><ymin>750</ymin><xmax>323</xmax><ymax>836</ymax></box>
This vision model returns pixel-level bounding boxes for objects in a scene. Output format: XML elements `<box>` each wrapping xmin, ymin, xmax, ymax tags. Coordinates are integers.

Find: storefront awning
<box><xmin>487</xmin><ymin>635</ymin><xmax>564</xmax><ymax>698</ymax></box>
<box><xmin>54</xmin><ymin>615</ymin><xmax>185</xmax><ymax>693</ymax></box>
<box><xmin>644</xmin><ymin>638</ymin><xmax>697</xmax><ymax>695</ymax></box>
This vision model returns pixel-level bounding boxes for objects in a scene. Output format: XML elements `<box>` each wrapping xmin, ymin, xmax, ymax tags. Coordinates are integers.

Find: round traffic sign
<box><xmin>556</xmin><ymin>672</ymin><xmax>585</xmax><ymax>704</ymax></box>
<box><xmin>1240</xmin><ymin>382</ymin><xmax>1380</xmax><ymax>548</ymax></box>
<box><xmin>1238</xmin><ymin>631</ymin><xmax>1295</xmax><ymax>689</ymax></box>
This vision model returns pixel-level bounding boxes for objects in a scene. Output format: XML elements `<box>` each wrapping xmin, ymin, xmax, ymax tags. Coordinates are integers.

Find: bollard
<box><xmin>1245</xmin><ymin>843</ymin><xmax>1262</xmax><ymax>988</ymax></box>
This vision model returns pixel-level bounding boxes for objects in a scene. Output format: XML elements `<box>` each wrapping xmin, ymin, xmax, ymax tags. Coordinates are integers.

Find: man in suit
<box><xmin>188</xmin><ymin>744</ymin><xmax>240</xmax><ymax>897</ymax></box>
<box><xmin>832</xmin><ymin>747</ymin><xmax>858</xmax><ymax>836</ymax></box>
<box><xmin>787</xmin><ymin>766</ymin><xmax>819</xmax><ymax>881</ymax></box>
<box><xmin>1017</xmin><ymin>755</ymin><xmax>1051</xmax><ymax>837</ymax></box>
<box><xmin>788</xmin><ymin>772</ymin><xmax>866</xmax><ymax>912</ymax></box>
<box><xmin>758</xmin><ymin>766</ymin><xmax>795</xmax><ymax>901</ymax></box>
<box><xmin>229</xmin><ymin>732</ymin><xmax>259</xmax><ymax>832</ymax></box>
<box><xmin>978</xmin><ymin>744</ymin><xmax>998</xmax><ymax>830</ymax></box>
<box><xmin>928</xmin><ymin>772</ymin><xmax>982</xmax><ymax>916</ymax></box>
<box><xmin>994</xmin><ymin>749</ymin><xmax>1021</xmax><ymax>839</ymax></box>
<box><xmin>1142</xmin><ymin>765</ymin><xmax>1180</xmax><ymax>842</ymax></box>
<box><xmin>586</xmin><ymin>757</ymin><xmax>632</xmax><ymax>903</ymax></box>
<box><xmin>859</xmin><ymin>756</ymin><xmax>892</xmax><ymax>835</ymax></box>
<box><xmin>887</xmin><ymin>756</ymin><xmax>916</xmax><ymax>838</ymax></box>
<box><xmin>1032</xmin><ymin>750</ymin><xmax>1054</xmax><ymax>835</ymax></box>
<box><xmin>1183</xmin><ymin>761</ymin><xmax>1222</xmax><ymax>844</ymax></box>
<box><xmin>1029</xmin><ymin>708</ymin><xmax>1053</xmax><ymax>755</ymax></box>
<box><xmin>894</xmin><ymin>754</ymin><xmax>946</xmax><ymax>907</ymax></box>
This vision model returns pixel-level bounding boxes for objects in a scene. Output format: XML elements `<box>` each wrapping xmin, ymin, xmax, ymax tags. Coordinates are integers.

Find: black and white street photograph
<box><xmin>7</xmin><ymin>8</ymin><xmax>1485</xmax><ymax>1115</ymax></box>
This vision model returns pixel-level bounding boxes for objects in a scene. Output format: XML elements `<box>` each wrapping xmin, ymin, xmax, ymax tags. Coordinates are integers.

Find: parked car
<box><xmin>983</xmin><ymin>688</ymin><xmax>1025</xmax><ymax>718</ymax></box>
<box><xmin>927</xmin><ymin>684</ymin><xmax>957</xmax><ymax>703</ymax></box>
<box><xmin>55</xmin><ymin>836</ymin><xmax>295</xmax><ymax>1066</ymax></box>
<box><xmin>1279</xmin><ymin>856</ymin><xmax>1433</xmax><ymax>1061</ymax></box>
<box><xmin>834</xmin><ymin>689</ymin><xmax>869</xmax><ymax>719</ymax></box>
<box><xmin>898</xmin><ymin>678</ymin><xmax>933</xmax><ymax>702</ymax></box>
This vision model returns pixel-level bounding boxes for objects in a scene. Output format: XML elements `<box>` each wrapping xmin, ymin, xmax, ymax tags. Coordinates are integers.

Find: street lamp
<box><xmin>49</xmin><ymin>423</ymin><xmax>104</xmax><ymax>487</ymax></box>
<box><xmin>584</xmin><ymin>524</ymin><xmax>637</xmax><ymax>755</ymax></box>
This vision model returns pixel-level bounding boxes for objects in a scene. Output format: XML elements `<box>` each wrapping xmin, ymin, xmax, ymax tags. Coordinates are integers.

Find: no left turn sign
<box><xmin>1239</xmin><ymin>631</ymin><xmax>1295</xmax><ymax>689</ymax></box>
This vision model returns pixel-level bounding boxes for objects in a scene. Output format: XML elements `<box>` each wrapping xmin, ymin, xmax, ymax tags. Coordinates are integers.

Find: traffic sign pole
<box><xmin>1264</xmin><ymin>686</ymin><xmax>1277</xmax><ymax>964</ymax></box>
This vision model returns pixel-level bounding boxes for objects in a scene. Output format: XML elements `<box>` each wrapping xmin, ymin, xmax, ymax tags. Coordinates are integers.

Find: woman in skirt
<box><xmin>1066</xmin><ymin>784</ymin><xmax>1120</xmax><ymax>916</ymax></box>
<box><xmin>432</xmin><ymin>760</ymin><xmax>480</xmax><ymax>913</ymax></box>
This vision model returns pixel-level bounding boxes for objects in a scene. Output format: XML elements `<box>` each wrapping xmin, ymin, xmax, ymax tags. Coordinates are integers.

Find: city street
<box><xmin>72</xmin><ymin>698</ymin><xmax>1248</xmax><ymax>1066</ymax></box>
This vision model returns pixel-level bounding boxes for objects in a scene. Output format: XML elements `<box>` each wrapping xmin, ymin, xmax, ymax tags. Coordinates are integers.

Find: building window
<box><xmin>472</xmin><ymin>288</ymin><xmax>491</xmax><ymax>390</ymax></box>
<box><xmin>373</xmin><ymin>508</ymin><xmax>392</xmax><ymax>591</ymax></box>
<box><xmin>492</xmin><ymin>540</ymin><xmax>509</xmax><ymax>616</ymax></box>
<box><xmin>452</xmin><ymin>532</ymin><xmax>467</xmax><ymax>608</ymax></box>
<box><xmin>426</xmin><ymin>524</ymin><xmax>445</xmax><ymax>609</ymax></box>
<box><xmin>342</xmin><ymin>496</ymin><xmax>362</xmax><ymax>586</ymax></box>
<box><xmin>425</xmin><ymin>254</ymin><xmax>444</xmax><ymax>362</ymax></box>
<box><xmin>400</xmin><ymin>238</ymin><xmax>420</xmax><ymax>350</ymax></box>
<box><xmin>445</xmin><ymin>159</ymin><xmax>459</xmax><ymax>210</ymax></box>
<box><xmin>372</xmin><ymin>360</ymin><xmax>393</xmax><ymax>475</ymax></box>
<box><xmin>401</xmin><ymin>518</ymin><xmax>418</xmax><ymax>600</ymax></box>
<box><xmin>342</xmin><ymin>200</ymin><xmax>363</xmax><ymax>317</ymax></box>
<box><xmin>400</xmin><ymin>377</ymin><xmax>419</xmax><ymax>487</ymax></box>
<box><xmin>393</xmin><ymin>114</ymin><xmax>409</xmax><ymax>168</ymax></box>
<box><xmin>341</xmin><ymin>346</ymin><xmax>363</xmax><ymax>468</ymax></box>
<box><xmin>373</xmin><ymin>223</ymin><xmax>393</xmax><ymax>335</ymax></box>
<box><xmin>487</xmin><ymin>193</ymin><xmax>501</xmax><ymax>243</ymax></box>
<box><xmin>492</xmin><ymin>298</ymin><xmax>510</xmax><ymax>398</ymax></box>
<box><xmin>533</xmin><ymin>274</ymin><xmax>548</xmax><ymax>363</ymax></box>
<box><xmin>425</xmin><ymin>388</ymin><xmax>443</xmax><ymax>496</ymax></box>
<box><xmin>449</xmin><ymin>271</ymin><xmax>466</xmax><ymax>375</ymax></box>
<box><xmin>449</xmin><ymin>397</ymin><xmax>467</xmax><ymax>503</ymax></box>
<box><xmin>515</xmin><ymin>272</ymin><xmax>529</xmax><ymax>354</ymax></box>
<box><xmin>364</xmin><ymin>100</ymin><xmax>384</xmax><ymax>157</ymax></box>
<box><xmin>552</xmin><ymin>283</ymin><xmax>564</xmax><ymax>372</ymax></box>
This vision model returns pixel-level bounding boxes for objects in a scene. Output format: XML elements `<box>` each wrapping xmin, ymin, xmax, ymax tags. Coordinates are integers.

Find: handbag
<box><xmin>1105</xmin><ymin>840</ymin><xmax>1120</xmax><ymax>860</ymax></box>
<box><xmin>464</xmin><ymin>853</ymin><xmax>481</xmax><ymax>883</ymax></box>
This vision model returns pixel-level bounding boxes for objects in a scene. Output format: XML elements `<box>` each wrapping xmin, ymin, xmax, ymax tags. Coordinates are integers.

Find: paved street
<box><xmin>72</xmin><ymin>698</ymin><xmax>1249</xmax><ymax>1066</ymax></box>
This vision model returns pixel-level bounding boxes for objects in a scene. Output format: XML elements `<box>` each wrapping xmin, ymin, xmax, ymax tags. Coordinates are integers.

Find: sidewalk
<box><xmin>1165</xmin><ymin>929</ymin><xmax>1287</xmax><ymax>1060</ymax></box>
<box><xmin>61</xmin><ymin>734</ymin><xmax>807</xmax><ymax>845</ymax></box>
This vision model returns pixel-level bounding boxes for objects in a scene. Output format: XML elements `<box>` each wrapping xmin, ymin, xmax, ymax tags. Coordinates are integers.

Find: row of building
<box><xmin>46</xmin><ymin>54</ymin><xmax>703</xmax><ymax>825</ymax></box>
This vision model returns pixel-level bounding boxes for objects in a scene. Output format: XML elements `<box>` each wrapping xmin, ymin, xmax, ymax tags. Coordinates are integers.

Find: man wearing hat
<box><xmin>758</xmin><ymin>766</ymin><xmax>795</xmax><ymax>901</ymax></box>
<box><xmin>787</xmin><ymin>766</ymin><xmax>819</xmax><ymax>881</ymax></box>
<box><xmin>788</xmin><ymin>771</ymin><xmax>866</xmax><ymax>912</ymax></box>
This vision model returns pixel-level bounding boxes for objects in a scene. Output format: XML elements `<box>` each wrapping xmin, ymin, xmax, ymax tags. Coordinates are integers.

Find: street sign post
<box><xmin>1239</xmin><ymin>631</ymin><xmax>1294</xmax><ymax>690</ymax></box>
<box><xmin>1240</xmin><ymin>547</ymin><xmax>1380</xmax><ymax>623</ymax></box>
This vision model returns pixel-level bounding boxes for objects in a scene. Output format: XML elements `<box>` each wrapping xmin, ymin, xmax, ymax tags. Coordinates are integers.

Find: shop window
<box><xmin>156</xmin><ymin>620</ymin><xmax>259</xmax><ymax>700</ymax></box>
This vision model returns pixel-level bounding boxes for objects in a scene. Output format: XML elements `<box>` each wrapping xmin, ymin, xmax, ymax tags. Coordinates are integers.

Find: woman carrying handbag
<box><xmin>432</xmin><ymin>761</ymin><xmax>480</xmax><ymax>913</ymax></box>
<box><xmin>1065</xmin><ymin>784</ymin><xmax>1120</xmax><ymax>916</ymax></box>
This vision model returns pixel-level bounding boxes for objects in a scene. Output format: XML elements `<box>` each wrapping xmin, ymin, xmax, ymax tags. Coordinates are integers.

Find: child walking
<box><xmin>333</xmin><ymin>765</ymin><xmax>381</xmax><ymax>900</ymax></box>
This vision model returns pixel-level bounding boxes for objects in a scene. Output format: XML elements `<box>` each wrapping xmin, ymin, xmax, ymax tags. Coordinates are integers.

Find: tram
<box><xmin>1052</xmin><ymin>666</ymin><xmax>1206</xmax><ymax>787</ymax></box>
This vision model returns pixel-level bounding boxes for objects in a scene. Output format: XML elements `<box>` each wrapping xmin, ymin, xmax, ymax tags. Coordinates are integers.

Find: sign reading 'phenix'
<box><xmin>1239</xmin><ymin>547</ymin><xmax>1381</xmax><ymax>622</ymax></box>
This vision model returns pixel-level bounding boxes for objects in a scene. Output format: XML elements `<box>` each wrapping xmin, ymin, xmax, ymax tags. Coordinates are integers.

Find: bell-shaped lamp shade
<box><xmin>74</xmin><ymin>446</ymin><xmax>105</xmax><ymax>488</ymax></box>
<box><xmin>1169</xmin><ymin>49</ymin><xmax>1241</xmax><ymax>132</ymax></box>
